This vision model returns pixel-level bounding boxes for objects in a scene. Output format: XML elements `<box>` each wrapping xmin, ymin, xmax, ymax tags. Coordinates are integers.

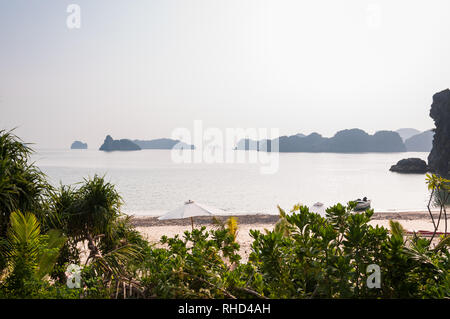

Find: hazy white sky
<box><xmin>1</xmin><ymin>0</ymin><xmax>449</xmax><ymax>148</ymax></box>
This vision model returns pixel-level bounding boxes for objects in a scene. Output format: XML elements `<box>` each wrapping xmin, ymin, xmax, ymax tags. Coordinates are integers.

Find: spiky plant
<box><xmin>0</xmin><ymin>129</ymin><xmax>50</xmax><ymax>239</ymax></box>
<box><xmin>271</xmin><ymin>206</ymin><xmax>291</xmax><ymax>237</ymax></box>
<box><xmin>389</xmin><ymin>220</ymin><xmax>406</xmax><ymax>240</ymax></box>
<box><xmin>47</xmin><ymin>176</ymin><xmax>145</xmax><ymax>297</ymax></box>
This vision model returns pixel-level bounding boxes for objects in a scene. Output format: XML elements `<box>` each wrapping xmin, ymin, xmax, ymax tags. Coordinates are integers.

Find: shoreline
<box><xmin>130</xmin><ymin>211</ymin><xmax>446</xmax><ymax>227</ymax></box>
<box><xmin>132</xmin><ymin>211</ymin><xmax>448</xmax><ymax>262</ymax></box>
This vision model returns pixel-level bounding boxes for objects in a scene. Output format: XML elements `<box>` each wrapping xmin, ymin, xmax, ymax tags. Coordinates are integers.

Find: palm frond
<box><xmin>36</xmin><ymin>229</ymin><xmax>66</xmax><ymax>280</ymax></box>
<box><xmin>389</xmin><ymin>220</ymin><xmax>405</xmax><ymax>238</ymax></box>
<box><xmin>226</xmin><ymin>217</ymin><xmax>238</xmax><ymax>242</ymax></box>
<box><xmin>434</xmin><ymin>235</ymin><xmax>450</xmax><ymax>252</ymax></box>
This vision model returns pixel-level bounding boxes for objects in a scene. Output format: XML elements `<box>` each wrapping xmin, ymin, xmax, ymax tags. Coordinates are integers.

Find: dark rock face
<box><xmin>133</xmin><ymin>138</ymin><xmax>194</xmax><ymax>150</ymax></box>
<box><xmin>236</xmin><ymin>129</ymin><xmax>406</xmax><ymax>153</ymax></box>
<box><xmin>99</xmin><ymin>135</ymin><xmax>141</xmax><ymax>151</ymax></box>
<box><xmin>70</xmin><ymin>141</ymin><xmax>87</xmax><ymax>149</ymax></box>
<box><xmin>428</xmin><ymin>89</ymin><xmax>450</xmax><ymax>177</ymax></box>
<box><xmin>405</xmin><ymin>130</ymin><xmax>434</xmax><ymax>152</ymax></box>
<box><xmin>390</xmin><ymin>158</ymin><xmax>428</xmax><ymax>174</ymax></box>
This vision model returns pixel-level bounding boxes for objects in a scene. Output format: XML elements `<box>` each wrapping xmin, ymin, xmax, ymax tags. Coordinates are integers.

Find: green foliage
<box><xmin>139</xmin><ymin>226</ymin><xmax>242</xmax><ymax>298</ymax></box>
<box><xmin>49</xmin><ymin>175</ymin><xmax>123</xmax><ymax>244</ymax></box>
<box><xmin>46</xmin><ymin>177</ymin><xmax>146</xmax><ymax>297</ymax></box>
<box><xmin>271</xmin><ymin>205</ymin><xmax>292</xmax><ymax>237</ymax></box>
<box><xmin>425</xmin><ymin>173</ymin><xmax>449</xmax><ymax>239</ymax></box>
<box><xmin>213</xmin><ymin>216</ymin><xmax>239</xmax><ymax>242</ymax></box>
<box><xmin>426</xmin><ymin>173</ymin><xmax>450</xmax><ymax>192</ymax></box>
<box><xmin>0</xmin><ymin>211</ymin><xmax>66</xmax><ymax>297</ymax></box>
<box><xmin>0</xmin><ymin>130</ymin><xmax>49</xmax><ymax>224</ymax></box>
<box><xmin>0</xmin><ymin>130</ymin><xmax>50</xmax><ymax>270</ymax></box>
<box><xmin>245</xmin><ymin>204</ymin><xmax>449</xmax><ymax>299</ymax></box>
<box><xmin>136</xmin><ymin>202</ymin><xmax>449</xmax><ymax>299</ymax></box>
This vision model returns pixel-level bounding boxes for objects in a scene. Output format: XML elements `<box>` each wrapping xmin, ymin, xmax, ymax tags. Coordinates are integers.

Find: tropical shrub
<box><xmin>140</xmin><ymin>226</ymin><xmax>241</xmax><ymax>298</ymax></box>
<box><xmin>426</xmin><ymin>173</ymin><xmax>450</xmax><ymax>239</ymax></box>
<box><xmin>46</xmin><ymin>176</ymin><xmax>145</xmax><ymax>297</ymax></box>
<box><xmin>245</xmin><ymin>204</ymin><xmax>450</xmax><ymax>298</ymax></box>
<box><xmin>0</xmin><ymin>130</ymin><xmax>50</xmax><ymax>270</ymax></box>
<box><xmin>136</xmin><ymin>202</ymin><xmax>449</xmax><ymax>299</ymax></box>
<box><xmin>0</xmin><ymin>210</ymin><xmax>66</xmax><ymax>297</ymax></box>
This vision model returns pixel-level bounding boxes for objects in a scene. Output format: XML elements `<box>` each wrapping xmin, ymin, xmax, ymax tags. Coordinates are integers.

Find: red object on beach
<box><xmin>405</xmin><ymin>230</ymin><xmax>446</xmax><ymax>236</ymax></box>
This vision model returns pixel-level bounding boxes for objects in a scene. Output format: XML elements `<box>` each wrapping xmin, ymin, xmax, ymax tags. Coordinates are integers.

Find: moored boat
<box><xmin>354</xmin><ymin>197</ymin><xmax>371</xmax><ymax>211</ymax></box>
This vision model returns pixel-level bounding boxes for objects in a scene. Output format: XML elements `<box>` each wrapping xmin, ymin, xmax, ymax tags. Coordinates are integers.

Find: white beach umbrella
<box><xmin>158</xmin><ymin>200</ymin><xmax>229</xmax><ymax>229</ymax></box>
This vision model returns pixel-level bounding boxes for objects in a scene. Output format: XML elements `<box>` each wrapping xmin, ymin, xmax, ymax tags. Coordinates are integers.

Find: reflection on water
<box><xmin>32</xmin><ymin>149</ymin><xmax>431</xmax><ymax>216</ymax></box>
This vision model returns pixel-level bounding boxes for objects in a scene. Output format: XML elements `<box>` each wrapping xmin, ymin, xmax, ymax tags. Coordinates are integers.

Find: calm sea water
<box><xmin>32</xmin><ymin>149</ymin><xmax>431</xmax><ymax>216</ymax></box>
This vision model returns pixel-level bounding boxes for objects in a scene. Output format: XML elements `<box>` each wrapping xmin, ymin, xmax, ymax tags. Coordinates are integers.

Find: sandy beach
<box><xmin>132</xmin><ymin>211</ymin><xmax>449</xmax><ymax>261</ymax></box>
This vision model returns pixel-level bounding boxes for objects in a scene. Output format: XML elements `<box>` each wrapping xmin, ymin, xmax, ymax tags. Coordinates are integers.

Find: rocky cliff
<box><xmin>428</xmin><ymin>89</ymin><xmax>450</xmax><ymax>177</ymax></box>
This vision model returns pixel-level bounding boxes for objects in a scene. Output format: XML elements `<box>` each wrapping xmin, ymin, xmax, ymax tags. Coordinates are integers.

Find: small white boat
<box><xmin>354</xmin><ymin>198</ymin><xmax>371</xmax><ymax>211</ymax></box>
<box><xmin>313</xmin><ymin>202</ymin><xmax>324</xmax><ymax>207</ymax></box>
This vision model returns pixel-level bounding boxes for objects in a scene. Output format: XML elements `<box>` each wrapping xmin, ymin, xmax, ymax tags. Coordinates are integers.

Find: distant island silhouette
<box><xmin>99</xmin><ymin>135</ymin><xmax>141</xmax><ymax>151</ymax></box>
<box><xmin>97</xmin><ymin>127</ymin><xmax>434</xmax><ymax>153</ymax></box>
<box><xmin>134</xmin><ymin>138</ymin><xmax>194</xmax><ymax>150</ymax></box>
<box><xmin>404</xmin><ymin>130</ymin><xmax>434</xmax><ymax>152</ymax></box>
<box><xmin>99</xmin><ymin>136</ymin><xmax>194</xmax><ymax>151</ymax></box>
<box><xmin>235</xmin><ymin>128</ymin><xmax>408</xmax><ymax>153</ymax></box>
<box><xmin>396</xmin><ymin>128</ymin><xmax>421</xmax><ymax>142</ymax></box>
<box><xmin>70</xmin><ymin>141</ymin><xmax>87</xmax><ymax>149</ymax></box>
